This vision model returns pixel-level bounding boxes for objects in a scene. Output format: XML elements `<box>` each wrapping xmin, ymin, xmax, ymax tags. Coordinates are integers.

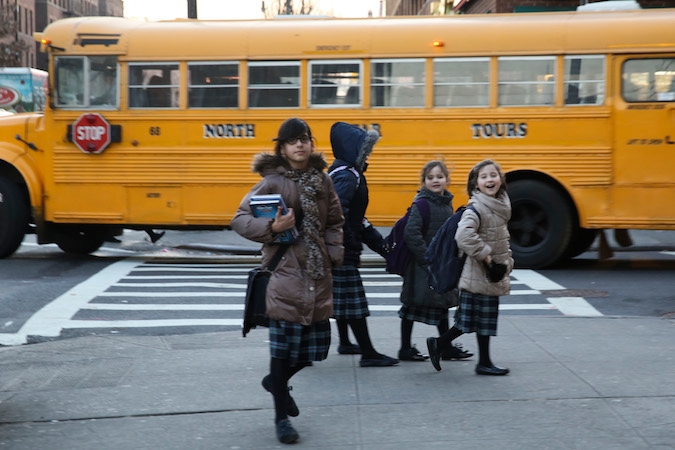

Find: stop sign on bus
<box><xmin>72</xmin><ymin>113</ymin><xmax>111</xmax><ymax>154</ymax></box>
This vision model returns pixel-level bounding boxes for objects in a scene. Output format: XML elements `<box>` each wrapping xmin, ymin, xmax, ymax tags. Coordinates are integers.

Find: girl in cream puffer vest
<box><xmin>426</xmin><ymin>159</ymin><xmax>514</xmax><ymax>376</ymax></box>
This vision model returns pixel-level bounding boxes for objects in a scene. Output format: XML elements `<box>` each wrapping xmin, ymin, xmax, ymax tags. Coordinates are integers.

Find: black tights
<box><xmin>336</xmin><ymin>317</ymin><xmax>380</xmax><ymax>359</ymax></box>
<box><xmin>438</xmin><ymin>326</ymin><xmax>493</xmax><ymax>367</ymax></box>
<box><xmin>400</xmin><ymin>317</ymin><xmax>449</xmax><ymax>350</ymax></box>
<box><xmin>269</xmin><ymin>357</ymin><xmax>308</xmax><ymax>423</ymax></box>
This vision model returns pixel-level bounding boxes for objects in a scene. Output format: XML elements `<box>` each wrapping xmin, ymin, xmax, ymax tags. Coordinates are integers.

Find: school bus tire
<box><xmin>563</xmin><ymin>227</ymin><xmax>598</xmax><ymax>260</ymax></box>
<box><xmin>507</xmin><ymin>180</ymin><xmax>574</xmax><ymax>269</ymax></box>
<box><xmin>0</xmin><ymin>177</ymin><xmax>30</xmax><ymax>258</ymax></box>
<box><xmin>55</xmin><ymin>229</ymin><xmax>105</xmax><ymax>255</ymax></box>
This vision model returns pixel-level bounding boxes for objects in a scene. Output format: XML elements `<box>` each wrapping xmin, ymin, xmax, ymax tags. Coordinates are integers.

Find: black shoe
<box><xmin>398</xmin><ymin>345</ymin><xmax>429</xmax><ymax>361</ymax></box>
<box><xmin>426</xmin><ymin>337</ymin><xmax>442</xmax><ymax>371</ymax></box>
<box><xmin>338</xmin><ymin>343</ymin><xmax>361</xmax><ymax>355</ymax></box>
<box><xmin>441</xmin><ymin>344</ymin><xmax>473</xmax><ymax>361</ymax></box>
<box><xmin>146</xmin><ymin>230</ymin><xmax>165</xmax><ymax>243</ymax></box>
<box><xmin>359</xmin><ymin>354</ymin><xmax>399</xmax><ymax>367</ymax></box>
<box><xmin>475</xmin><ymin>364</ymin><xmax>510</xmax><ymax>376</ymax></box>
<box><xmin>262</xmin><ymin>375</ymin><xmax>299</xmax><ymax>417</ymax></box>
<box><xmin>276</xmin><ymin>418</ymin><xmax>299</xmax><ymax>444</ymax></box>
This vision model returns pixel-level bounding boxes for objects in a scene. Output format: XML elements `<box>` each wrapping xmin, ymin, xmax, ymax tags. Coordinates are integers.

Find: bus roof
<box><xmin>35</xmin><ymin>9</ymin><xmax>675</xmax><ymax>60</ymax></box>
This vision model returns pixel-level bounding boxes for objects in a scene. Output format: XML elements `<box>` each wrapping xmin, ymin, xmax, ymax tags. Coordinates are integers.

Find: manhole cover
<box><xmin>541</xmin><ymin>289</ymin><xmax>609</xmax><ymax>297</ymax></box>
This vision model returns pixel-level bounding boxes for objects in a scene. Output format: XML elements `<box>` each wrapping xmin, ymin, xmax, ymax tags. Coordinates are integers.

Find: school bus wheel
<box><xmin>0</xmin><ymin>177</ymin><xmax>30</xmax><ymax>258</ymax></box>
<box><xmin>507</xmin><ymin>179</ymin><xmax>574</xmax><ymax>269</ymax></box>
<box><xmin>563</xmin><ymin>227</ymin><xmax>598</xmax><ymax>260</ymax></box>
<box><xmin>54</xmin><ymin>228</ymin><xmax>106</xmax><ymax>255</ymax></box>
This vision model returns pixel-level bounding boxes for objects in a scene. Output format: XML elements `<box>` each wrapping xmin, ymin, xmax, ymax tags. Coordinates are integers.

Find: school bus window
<box><xmin>309</xmin><ymin>60</ymin><xmax>361</xmax><ymax>107</ymax></box>
<box><xmin>128</xmin><ymin>63</ymin><xmax>179</xmax><ymax>109</ymax></box>
<box><xmin>371</xmin><ymin>59</ymin><xmax>424</xmax><ymax>108</ymax></box>
<box><xmin>89</xmin><ymin>56</ymin><xmax>118</xmax><ymax>109</ymax></box>
<box><xmin>55</xmin><ymin>56</ymin><xmax>85</xmax><ymax>107</ymax></box>
<box><xmin>248</xmin><ymin>61</ymin><xmax>300</xmax><ymax>108</ymax></box>
<box><xmin>55</xmin><ymin>56</ymin><xmax>118</xmax><ymax>109</ymax></box>
<box><xmin>564</xmin><ymin>55</ymin><xmax>605</xmax><ymax>106</ymax></box>
<box><xmin>433</xmin><ymin>57</ymin><xmax>489</xmax><ymax>107</ymax></box>
<box><xmin>498</xmin><ymin>56</ymin><xmax>555</xmax><ymax>106</ymax></box>
<box><xmin>623</xmin><ymin>58</ymin><xmax>675</xmax><ymax>102</ymax></box>
<box><xmin>188</xmin><ymin>62</ymin><xmax>238</xmax><ymax>108</ymax></box>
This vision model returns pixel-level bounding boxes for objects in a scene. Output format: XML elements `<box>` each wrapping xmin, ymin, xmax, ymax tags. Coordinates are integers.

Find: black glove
<box><xmin>484</xmin><ymin>261</ymin><xmax>508</xmax><ymax>282</ymax></box>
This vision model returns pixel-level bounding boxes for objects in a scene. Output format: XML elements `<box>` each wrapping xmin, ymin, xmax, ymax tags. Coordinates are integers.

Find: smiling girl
<box><xmin>426</xmin><ymin>159</ymin><xmax>514</xmax><ymax>375</ymax></box>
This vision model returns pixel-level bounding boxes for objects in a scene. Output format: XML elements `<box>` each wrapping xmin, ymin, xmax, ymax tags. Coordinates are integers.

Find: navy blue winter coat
<box><xmin>328</xmin><ymin>122</ymin><xmax>380</xmax><ymax>266</ymax></box>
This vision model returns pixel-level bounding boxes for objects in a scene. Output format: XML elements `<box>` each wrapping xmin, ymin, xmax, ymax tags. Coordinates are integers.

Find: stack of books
<box><xmin>249</xmin><ymin>194</ymin><xmax>299</xmax><ymax>244</ymax></box>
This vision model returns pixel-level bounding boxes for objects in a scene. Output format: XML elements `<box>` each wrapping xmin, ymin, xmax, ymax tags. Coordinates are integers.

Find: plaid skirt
<box><xmin>453</xmin><ymin>290</ymin><xmax>499</xmax><ymax>336</ymax></box>
<box><xmin>331</xmin><ymin>266</ymin><xmax>370</xmax><ymax>320</ymax></box>
<box><xmin>398</xmin><ymin>304</ymin><xmax>449</xmax><ymax>326</ymax></box>
<box><xmin>269</xmin><ymin>319</ymin><xmax>331</xmax><ymax>366</ymax></box>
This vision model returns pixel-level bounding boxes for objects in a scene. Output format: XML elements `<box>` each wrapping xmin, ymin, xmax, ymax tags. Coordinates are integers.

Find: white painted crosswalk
<box><xmin>0</xmin><ymin>259</ymin><xmax>602</xmax><ymax>346</ymax></box>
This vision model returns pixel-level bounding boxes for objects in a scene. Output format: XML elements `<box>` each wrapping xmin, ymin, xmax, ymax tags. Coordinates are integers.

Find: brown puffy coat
<box><xmin>231</xmin><ymin>153</ymin><xmax>344</xmax><ymax>326</ymax></box>
<box><xmin>456</xmin><ymin>191</ymin><xmax>514</xmax><ymax>296</ymax></box>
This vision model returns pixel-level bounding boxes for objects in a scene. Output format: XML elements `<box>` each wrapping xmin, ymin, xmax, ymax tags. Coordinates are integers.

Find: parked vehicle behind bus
<box><xmin>0</xmin><ymin>10</ymin><xmax>674</xmax><ymax>267</ymax></box>
<box><xmin>0</xmin><ymin>67</ymin><xmax>48</xmax><ymax>113</ymax></box>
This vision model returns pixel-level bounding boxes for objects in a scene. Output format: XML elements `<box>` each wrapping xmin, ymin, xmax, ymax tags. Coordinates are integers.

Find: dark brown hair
<box><xmin>420</xmin><ymin>160</ymin><xmax>449</xmax><ymax>185</ymax></box>
<box><xmin>273</xmin><ymin>117</ymin><xmax>313</xmax><ymax>156</ymax></box>
<box><xmin>466</xmin><ymin>159</ymin><xmax>507</xmax><ymax>197</ymax></box>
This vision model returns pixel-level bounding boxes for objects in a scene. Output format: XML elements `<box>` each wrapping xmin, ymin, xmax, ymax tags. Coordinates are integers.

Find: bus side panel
<box><xmin>362</xmin><ymin>113</ymin><xmax>613</xmax><ymax>227</ymax></box>
<box><xmin>45</xmin><ymin>114</ymin><xmax>262</xmax><ymax>226</ymax></box>
<box><xmin>612</xmin><ymin>55</ymin><xmax>675</xmax><ymax>228</ymax></box>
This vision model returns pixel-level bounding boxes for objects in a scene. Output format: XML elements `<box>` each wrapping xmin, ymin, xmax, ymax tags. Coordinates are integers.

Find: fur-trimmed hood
<box><xmin>251</xmin><ymin>152</ymin><xmax>328</xmax><ymax>176</ymax></box>
<box><xmin>329</xmin><ymin>122</ymin><xmax>379</xmax><ymax>172</ymax></box>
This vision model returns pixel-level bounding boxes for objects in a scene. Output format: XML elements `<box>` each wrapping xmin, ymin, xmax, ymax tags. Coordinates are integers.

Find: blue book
<box><xmin>249</xmin><ymin>194</ymin><xmax>299</xmax><ymax>244</ymax></box>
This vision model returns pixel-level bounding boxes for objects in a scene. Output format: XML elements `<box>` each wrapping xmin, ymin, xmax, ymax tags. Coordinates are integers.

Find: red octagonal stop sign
<box><xmin>73</xmin><ymin>113</ymin><xmax>111</xmax><ymax>154</ymax></box>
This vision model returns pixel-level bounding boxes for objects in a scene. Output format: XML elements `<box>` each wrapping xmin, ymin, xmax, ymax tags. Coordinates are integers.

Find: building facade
<box><xmin>0</xmin><ymin>0</ymin><xmax>37</xmax><ymax>67</ymax></box>
<box><xmin>0</xmin><ymin>0</ymin><xmax>123</xmax><ymax>69</ymax></box>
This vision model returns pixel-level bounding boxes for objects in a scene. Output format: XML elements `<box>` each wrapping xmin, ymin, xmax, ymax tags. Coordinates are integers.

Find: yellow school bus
<box><xmin>0</xmin><ymin>9</ymin><xmax>673</xmax><ymax>267</ymax></box>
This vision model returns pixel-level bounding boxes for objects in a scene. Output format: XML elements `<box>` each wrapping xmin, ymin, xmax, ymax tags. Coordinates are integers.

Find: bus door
<box><xmin>613</xmin><ymin>55</ymin><xmax>675</xmax><ymax>224</ymax></box>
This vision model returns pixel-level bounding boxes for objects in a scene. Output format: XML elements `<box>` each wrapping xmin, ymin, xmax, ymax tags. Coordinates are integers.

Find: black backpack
<box><xmin>383</xmin><ymin>199</ymin><xmax>430</xmax><ymax>276</ymax></box>
<box><xmin>424</xmin><ymin>205</ymin><xmax>480</xmax><ymax>294</ymax></box>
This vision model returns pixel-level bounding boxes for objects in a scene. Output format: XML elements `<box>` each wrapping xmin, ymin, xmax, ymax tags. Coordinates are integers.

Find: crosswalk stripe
<box><xmin>0</xmin><ymin>259</ymin><xmax>604</xmax><ymax>346</ymax></box>
<box><xmin>80</xmin><ymin>303</ymin><xmax>558</xmax><ymax>312</ymax></box>
<box><xmin>63</xmin><ymin>319</ymin><xmax>243</xmax><ymax>328</ymax></box>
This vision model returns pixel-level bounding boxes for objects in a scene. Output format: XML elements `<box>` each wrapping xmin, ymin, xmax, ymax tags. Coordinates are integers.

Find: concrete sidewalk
<box><xmin>1</xmin><ymin>315</ymin><xmax>674</xmax><ymax>449</ymax></box>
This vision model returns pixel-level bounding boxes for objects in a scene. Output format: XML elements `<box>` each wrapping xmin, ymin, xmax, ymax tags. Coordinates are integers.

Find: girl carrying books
<box><xmin>231</xmin><ymin>117</ymin><xmax>344</xmax><ymax>444</ymax></box>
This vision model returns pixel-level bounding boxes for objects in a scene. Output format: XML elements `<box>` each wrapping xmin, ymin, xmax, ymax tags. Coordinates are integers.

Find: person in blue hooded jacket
<box><xmin>328</xmin><ymin>122</ymin><xmax>399</xmax><ymax>367</ymax></box>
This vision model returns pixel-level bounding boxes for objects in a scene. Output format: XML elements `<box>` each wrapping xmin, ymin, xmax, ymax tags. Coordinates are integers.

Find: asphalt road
<box><xmin>1</xmin><ymin>228</ymin><xmax>674</xmax><ymax>346</ymax></box>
